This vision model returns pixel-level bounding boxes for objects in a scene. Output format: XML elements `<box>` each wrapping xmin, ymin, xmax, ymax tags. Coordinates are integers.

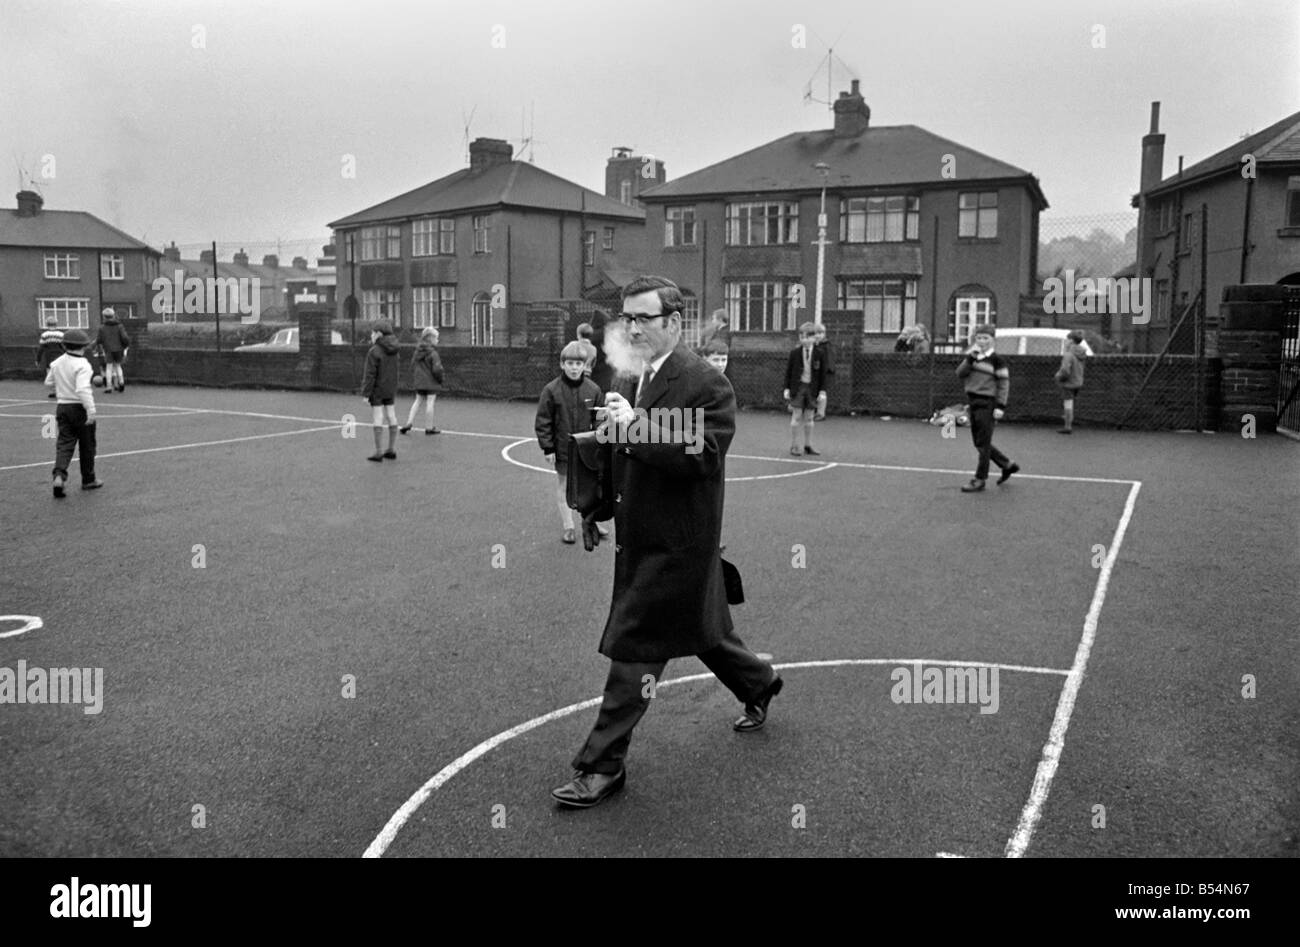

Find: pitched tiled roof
<box><xmin>0</xmin><ymin>207</ymin><xmax>159</xmax><ymax>252</ymax></box>
<box><xmin>328</xmin><ymin>161</ymin><xmax>645</xmax><ymax>228</ymax></box>
<box><xmin>638</xmin><ymin>124</ymin><xmax>1047</xmax><ymax>206</ymax></box>
<box><xmin>158</xmin><ymin>258</ymin><xmax>317</xmax><ymax>283</ymax></box>
<box><xmin>1147</xmin><ymin>108</ymin><xmax>1300</xmax><ymax>196</ymax></box>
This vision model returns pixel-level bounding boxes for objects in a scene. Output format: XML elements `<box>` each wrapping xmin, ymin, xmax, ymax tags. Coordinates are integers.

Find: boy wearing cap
<box><xmin>535</xmin><ymin>341</ymin><xmax>605</xmax><ymax>544</ymax></box>
<box><xmin>361</xmin><ymin>320</ymin><xmax>401</xmax><ymax>462</ymax></box>
<box><xmin>95</xmin><ymin>307</ymin><xmax>131</xmax><ymax>393</ymax></box>
<box><xmin>1054</xmin><ymin>330</ymin><xmax>1088</xmax><ymax>434</ymax></box>
<box><xmin>956</xmin><ymin>324</ymin><xmax>1018</xmax><ymax>492</ymax></box>
<box><xmin>44</xmin><ymin>329</ymin><xmax>103</xmax><ymax>497</ymax></box>
<box><xmin>36</xmin><ymin>317</ymin><xmax>65</xmax><ymax>397</ymax></box>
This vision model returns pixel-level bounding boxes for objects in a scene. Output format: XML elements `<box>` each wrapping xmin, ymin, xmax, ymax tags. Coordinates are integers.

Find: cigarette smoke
<box><xmin>601</xmin><ymin>320</ymin><xmax>648</xmax><ymax>382</ymax></box>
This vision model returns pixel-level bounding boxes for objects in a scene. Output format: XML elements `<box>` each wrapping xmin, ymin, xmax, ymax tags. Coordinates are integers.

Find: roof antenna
<box><xmin>515</xmin><ymin>101</ymin><xmax>543</xmax><ymax>163</ymax></box>
<box><xmin>802</xmin><ymin>26</ymin><xmax>856</xmax><ymax>110</ymax></box>
<box><xmin>461</xmin><ymin>106</ymin><xmax>477</xmax><ymax>165</ymax></box>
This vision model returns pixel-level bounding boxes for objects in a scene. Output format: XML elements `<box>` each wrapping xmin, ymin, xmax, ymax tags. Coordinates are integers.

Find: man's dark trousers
<box><xmin>53</xmin><ymin>404</ymin><xmax>96</xmax><ymax>483</ymax></box>
<box><xmin>572</xmin><ymin>626</ymin><xmax>776</xmax><ymax>775</ymax></box>
<box><xmin>968</xmin><ymin>396</ymin><xmax>1009</xmax><ymax>481</ymax></box>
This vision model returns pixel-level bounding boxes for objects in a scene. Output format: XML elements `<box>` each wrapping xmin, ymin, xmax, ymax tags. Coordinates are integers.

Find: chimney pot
<box><xmin>262</xmin><ymin>254</ymin><xmax>279</xmax><ymax>268</ymax></box>
<box><xmin>163</xmin><ymin>242</ymin><xmax>181</xmax><ymax>262</ymax></box>
<box><xmin>468</xmin><ymin>137</ymin><xmax>514</xmax><ymax>173</ymax></box>
<box><xmin>199</xmin><ymin>249</ymin><xmax>213</xmax><ymax>263</ymax></box>
<box><xmin>15</xmin><ymin>190</ymin><xmax>44</xmax><ymax>217</ymax></box>
<box><xmin>1149</xmin><ymin>101</ymin><xmax>1160</xmax><ymax>134</ymax></box>
<box><xmin>832</xmin><ymin>82</ymin><xmax>871</xmax><ymax>138</ymax></box>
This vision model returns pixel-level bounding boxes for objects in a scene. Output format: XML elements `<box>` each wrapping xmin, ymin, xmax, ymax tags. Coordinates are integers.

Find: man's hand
<box><xmin>782</xmin><ymin>389</ymin><xmax>790</xmax><ymax>401</ymax></box>
<box><xmin>581</xmin><ymin>513</ymin><xmax>603</xmax><ymax>551</ymax></box>
<box><xmin>993</xmin><ymin>408</ymin><xmax>1005</xmax><ymax>421</ymax></box>
<box><xmin>544</xmin><ymin>452</ymin><xmax>555</xmax><ymax>465</ymax></box>
<box><xmin>815</xmin><ymin>392</ymin><xmax>827</xmax><ymax>421</ymax></box>
<box><xmin>86</xmin><ymin>416</ymin><xmax>96</xmax><ymax>426</ymax></box>
<box><xmin>602</xmin><ymin>392</ymin><xmax>636</xmax><ymax>426</ymax></box>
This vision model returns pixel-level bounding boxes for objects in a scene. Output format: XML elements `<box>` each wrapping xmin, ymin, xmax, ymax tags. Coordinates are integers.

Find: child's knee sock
<box><xmin>387</xmin><ymin>425</ymin><xmax>397</xmax><ymax>449</ymax></box>
<box><xmin>556</xmin><ymin>477</ymin><xmax>573</xmax><ymax>529</ymax></box>
<box><xmin>372</xmin><ymin>426</ymin><xmax>383</xmax><ymax>453</ymax></box>
<box><xmin>425</xmin><ymin>394</ymin><xmax>436</xmax><ymax>428</ymax></box>
<box><xmin>803</xmin><ymin>417</ymin><xmax>815</xmax><ymax>446</ymax></box>
<box><xmin>406</xmin><ymin>399</ymin><xmax>420</xmax><ymax>426</ymax></box>
<box><xmin>790</xmin><ymin>412</ymin><xmax>801</xmax><ymax>447</ymax></box>
<box><xmin>1063</xmin><ymin>401</ymin><xmax>1074</xmax><ymax>429</ymax></box>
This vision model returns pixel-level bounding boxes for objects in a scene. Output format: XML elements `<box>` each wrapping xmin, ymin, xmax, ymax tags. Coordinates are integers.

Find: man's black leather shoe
<box><xmin>551</xmin><ymin>768</ymin><xmax>626</xmax><ymax>808</ymax></box>
<box><xmin>733</xmin><ymin>675</ymin><xmax>784</xmax><ymax>732</ymax></box>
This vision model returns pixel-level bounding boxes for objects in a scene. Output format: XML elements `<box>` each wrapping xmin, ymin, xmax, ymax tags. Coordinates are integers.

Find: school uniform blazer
<box><xmin>595</xmin><ymin>343</ymin><xmax>735</xmax><ymax>663</ymax></box>
<box><xmin>785</xmin><ymin>345</ymin><xmax>830</xmax><ymax>394</ymax></box>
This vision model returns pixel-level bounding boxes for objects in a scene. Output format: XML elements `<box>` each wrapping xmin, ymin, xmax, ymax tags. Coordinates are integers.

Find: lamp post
<box><xmin>813</xmin><ymin>162</ymin><xmax>831</xmax><ymax>323</ymax></box>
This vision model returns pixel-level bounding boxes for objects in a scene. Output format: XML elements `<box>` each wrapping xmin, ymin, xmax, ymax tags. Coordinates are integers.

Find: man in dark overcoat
<box><xmin>551</xmin><ymin>275</ymin><xmax>783</xmax><ymax>809</ymax></box>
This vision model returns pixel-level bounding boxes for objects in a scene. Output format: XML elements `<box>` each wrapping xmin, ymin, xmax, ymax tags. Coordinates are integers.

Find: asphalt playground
<box><xmin>0</xmin><ymin>380</ymin><xmax>1296</xmax><ymax>858</ymax></box>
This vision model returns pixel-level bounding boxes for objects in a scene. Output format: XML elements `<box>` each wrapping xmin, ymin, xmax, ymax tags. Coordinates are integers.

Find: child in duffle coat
<box><xmin>1054</xmin><ymin>330</ymin><xmax>1088</xmax><ymax>434</ymax></box>
<box><xmin>534</xmin><ymin>341</ymin><xmax>606</xmax><ymax>545</ymax></box>
<box><xmin>361</xmin><ymin>320</ymin><xmax>401</xmax><ymax>462</ymax></box>
<box><xmin>400</xmin><ymin>327</ymin><xmax>444</xmax><ymax>435</ymax></box>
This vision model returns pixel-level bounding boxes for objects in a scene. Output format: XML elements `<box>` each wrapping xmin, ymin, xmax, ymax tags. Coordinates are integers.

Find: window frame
<box><xmin>837</xmin><ymin>278</ymin><xmax>919</xmax><ymax>334</ymax></box>
<box><xmin>665</xmin><ymin>205</ymin><xmax>697</xmax><ymax>247</ymax></box>
<box><xmin>44</xmin><ymin>253</ymin><xmax>81</xmax><ymax>280</ymax></box>
<box><xmin>37</xmin><ymin>297</ymin><xmax>90</xmax><ymax>329</ymax></box>
<box><xmin>361</xmin><ymin>288</ymin><xmax>402</xmax><ymax>325</ymax></box>
<box><xmin>412</xmin><ymin>285</ymin><xmax>457</xmax><ymax>329</ymax></box>
<box><xmin>958</xmin><ymin>191</ymin><xmax>999</xmax><ymax>239</ymax></box>
<box><xmin>100</xmin><ymin>254</ymin><xmax>125</xmax><ymax>281</ymax></box>
<box><xmin>723</xmin><ymin>280</ymin><xmax>800</xmax><ymax>332</ymax></box>
<box><xmin>840</xmin><ymin>195</ymin><xmax>920</xmax><ymax>243</ymax></box>
<box><xmin>725</xmin><ymin>200</ymin><xmax>799</xmax><ymax>247</ymax></box>
<box><xmin>472</xmin><ymin>215</ymin><xmax>491</xmax><ymax>254</ymax></box>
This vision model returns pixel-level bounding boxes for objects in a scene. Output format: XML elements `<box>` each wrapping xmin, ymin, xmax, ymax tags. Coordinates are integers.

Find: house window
<box><xmin>583</xmin><ymin>231</ymin><xmax>596</xmax><ymax>266</ymax></box>
<box><xmin>38</xmin><ymin>298</ymin><xmax>90</xmax><ymax>329</ymax></box>
<box><xmin>1157</xmin><ymin>200</ymin><xmax>1175</xmax><ymax>233</ymax></box>
<box><xmin>951</xmin><ymin>295</ymin><xmax>994</xmax><ymax>342</ymax></box>
<box><xmin>620</xmin><ymin>180</ymin><xmax>633</xmax><ymax>205</ymax></box>
<box><xmin>439</xmin><ymin>219</ymin><xmax>455</xmax><ymax>254</ymax></box>
<box><xmin>471</xmin><ymin>292</ymin><xmax>493</xmax><ymax>345</ymax></box>
<box><xmin>343</xmin><ymin>232</ymin><xmax>355</xmax><ymax>263</ymax></box>
<box><xmin>958</xmin><ymin>192</ymin><xmax>998</xmax><ymax>238</ymax></box>
<box><xmin>101</xmin><ymin>255</ymin><xmax>125</xmax><ymax>280</ymax></box>
<box><xmin>362</xmin><ymin>289</ymin><xmax>402</xmax><ymax>326</ymax></box>
<box><xmin>1155</xmin><ymin>280</ymin><xmax>1170</xmax><ymax>323</ymax></box>
<box><xmin>44</xmin><ymin>254</ymin><xmax>80</xmax><ymax>280</ymax></box>
<box><xmin>838</xmin><ymin>279</ymin><xmax>918</xmax><ymax>334</ymax></box>
<box><xmin>413</xmin><ymin>285</ymin><xmax>456</xmax><ymax>328</ymax></box>
<box><xmin>1180</xmin><ymin>212</ymin><xmax>1195</xmax><ymax>251</ymax></box>
<box><xmin>473</xmin><ymin>215</ymin><xmax>491</xmax><ymax>253</ymax></box>
<box><xmin>360</xmin><ymin>227</ymin><xmax>391</xmax><ymax>261</ymax></box>
<box><xmin>413</xmin><ymin>219</ymin><xmax>436</xmax><ymax>257</ymax></box>
<box><xmin>724</xmin><ymin>280</ymin><xmax>799</xmax><ymax>332</ymax></box>
<box><xmin>602</xmin><ymin>227</ymin><xmax>614</xmax><ymax>251</ymax></box>
<box><xmin>665</xmin><ymin>206</ymin><xmax>697</xmax><ymax>247</ymax></box>
<box><xmin>841</xmin><ymin>196</ymin><xmax>919</xmax><ymax>243</ymax></box>
<box><xmin>387</xmin><ymin>225</ymin><xmax>401</xmax><ymax>258</ymax></box>
<box><xmin>726</xmin><ymin>201</ymin><xmax>798</xmax><ymax>246</ymax></box>
<box><xmin>680</xmin><ymin>294</ymin><xmax>700</xmax><ymax>347</ymax></box>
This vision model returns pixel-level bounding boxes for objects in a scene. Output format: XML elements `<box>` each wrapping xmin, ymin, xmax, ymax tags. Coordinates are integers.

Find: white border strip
<box><xmin>1003</xmin><ymin>479</ymin><xmax>1143</xmax><ymax>857</ymax></box>
<box><xmin>363</xmin><ymin>657</ymin><xmax>1072</xmax><ymax>858</ymax></box>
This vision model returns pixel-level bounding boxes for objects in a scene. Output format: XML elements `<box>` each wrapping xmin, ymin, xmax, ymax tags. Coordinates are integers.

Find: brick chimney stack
<box><xmin>15</xmin><ymin>190</ymin><xmax>44</xmax><ymax>217</ymax></box>
<box><xmin>233</xmin><ymin>249</ymin><xmax>249</xmax><ymax>266</ymax></box>
<box><xmin>163</xmin><ymin>242</ymin><xmax>181</xmax><ymax>262</ymax></box>
<box><xmin>292</xmin><ymin>256</ymin><xmax>308</xmax><ymax>270</ymax></box>
<box><xmin>605</xmin><ymin>146</ymin><xmax>665</xmax><ymax>205</ymax></box>
<box><xmin>262</xmin><ymin>254</ymin><xmax>279</xmax><ymax>268</ymax></box>
<box><xmin>1140</xmin><ymin>101</ymin><xmax>1165</xmax><ymax>195</ymax></box>
<box><xmin>469</xmin><ymin>137</ymin><xmax>514</xmax><ymax>173</ymax></box>
<box><xmin>833</xmin><ymin>79</ymin><xmax>871</xmax><ymax>138</ymax></box>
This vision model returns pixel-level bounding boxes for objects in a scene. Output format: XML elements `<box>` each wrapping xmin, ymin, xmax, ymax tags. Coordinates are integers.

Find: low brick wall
<box><xmin>0</xmin><ymin>343</ymin><xmax>1232</xmax><ymax>431</ymax></box>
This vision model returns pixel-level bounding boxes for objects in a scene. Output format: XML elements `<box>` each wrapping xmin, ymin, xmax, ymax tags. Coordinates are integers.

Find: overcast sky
<box><xmin>2</xmin><ymin>0</ymin><xmax>1296</xmax><ymax>257</ymax></box>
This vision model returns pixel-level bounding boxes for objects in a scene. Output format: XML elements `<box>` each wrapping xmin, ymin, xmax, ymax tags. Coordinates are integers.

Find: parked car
<box><xmin>235</xmin><ymin>327</ymin><xmax>346</xmax><ymax>353</ymax></box>
<box><xmin>993</xmin><ymin>328</ymin><xmax>1094</xmax><ymax>357</ymax></box>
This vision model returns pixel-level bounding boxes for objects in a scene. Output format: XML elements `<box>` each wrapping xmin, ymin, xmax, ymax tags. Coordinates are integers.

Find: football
<box><xmin>92</xmin><ymin>373</ymin><xmax>105</xmax><ymax>388</ymax></box>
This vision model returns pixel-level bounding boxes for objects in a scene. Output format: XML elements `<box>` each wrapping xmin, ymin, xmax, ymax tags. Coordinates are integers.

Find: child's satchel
<box><xmin>566</xmin><ymin>431</ymin><xmax>612</xmax><ymax>519</ymax></box>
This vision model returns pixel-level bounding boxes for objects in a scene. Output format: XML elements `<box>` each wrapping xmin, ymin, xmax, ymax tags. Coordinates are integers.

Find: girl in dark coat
<box><xmin>400</xmin><ymin>327</ymin><xmax>444</xmax><ymax>435</ymax></box>
<box><xmin>360</xmin><ymin>320</ymin><xmax>401</xmax><ymax>461</ymax></box>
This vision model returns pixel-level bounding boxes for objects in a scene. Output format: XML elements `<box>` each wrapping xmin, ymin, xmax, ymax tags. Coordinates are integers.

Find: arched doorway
<box><xmin>471</xmin><ymin>292</ymin><xmax>493</xmax><ymax>346</ymax></box>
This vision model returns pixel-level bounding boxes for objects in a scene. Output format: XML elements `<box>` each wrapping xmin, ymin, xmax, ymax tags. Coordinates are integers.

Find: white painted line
<box><xmin>936</xmin><ymin>852</ymin><xmax>967</xmax><ymax>858</ymax></box>
<box><xmin>0</xmin><ymin>400</ymin><xmax>53</xmax><ymax>409</ymax></box>
<box><xmin>363</xmin><ymin>657</ymin><xmax>1073</xmax><ymax>858</ymax></box>
<box><xmin>755</xmin><ymin>653</ymin><xmax>773</xmax><ymax>661</ymax></box>
<box><xmin>0</xmin><ymin>615</ymin><xmax>43</xmax><ymax>639</ymax></box>
<box><xmin>499</xmin><ymin>438</ymin><xmax>839</xmax><ymax>483</ymax></box>
<box><xmin>0</xmin><ymin>424</ymin><xmax>343</xmax><ymax>472</ymax></box>
<box><xmin>0</xmin><ymin>411</ymin><xmax>202</xmax><ymax>420</ymax></box>
<box><xmin>1003</xmin><ymin>480</ymin><xmax>1143</xmax><ymax>858</ymax></box>
<box><xmin>729</xmin><ymin>453</ymin><xmax>1139</xmax><ymax>486</ymax></box>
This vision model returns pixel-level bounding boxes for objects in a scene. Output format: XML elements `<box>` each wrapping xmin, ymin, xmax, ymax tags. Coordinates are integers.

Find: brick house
<box><xmin>0</xmin><ymin>190</ymin><xmax>160</xmax><ymax>343</ymax></box>
<box><xmin>328</xmin><ymin>138</ymin><xmax>650</xmax><ymax>344</ymax></box>
<box><xmin>636</xmin><ymin>81</ymin><xmax>1048</xmax><ymax>351</ymax></box>
<box><xmin>153</xmin><ymin>243</ymin><xmax>320</xmax><ymax>323</ymax></box>
<box><xmin>1131</xmin><ymin>102</ymin><xmax>1300</xmax><ymax>354</ymax></box>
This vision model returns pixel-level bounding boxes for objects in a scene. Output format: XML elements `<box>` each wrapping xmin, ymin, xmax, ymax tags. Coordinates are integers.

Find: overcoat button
<box><xmin>615</xmin><ymin>544</ymin><xmax>623</xmax><ymax>553</ymax></box>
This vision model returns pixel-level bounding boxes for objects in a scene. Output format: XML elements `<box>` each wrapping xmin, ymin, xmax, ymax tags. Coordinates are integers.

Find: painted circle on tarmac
<box><xmin>0</xmin><ymin>615</ymin><xmax>43</xmax><ymax>639</ymax></box>
<box><xmin>500</xmin><ymin>437</ymin><xmax>836</xmax><ymax>483</ymax></box>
